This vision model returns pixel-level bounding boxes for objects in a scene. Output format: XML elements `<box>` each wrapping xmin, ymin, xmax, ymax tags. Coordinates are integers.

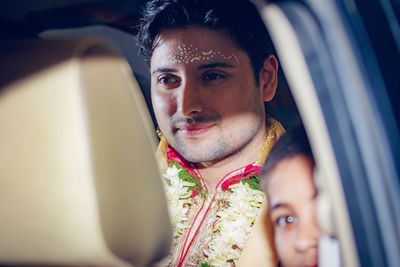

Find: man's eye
<box><xmin>203</xmin><ymin>72</ymin><xmax>225</xmax><ymax>81</ymax></box>
<box><xmin>158</xmin><ymin>75</ymin><xmax>180</xmax><ymax>87</ymax></box>
<box><xmin>275</xmin><ymin>215</ymin><xmax>298</xmax><ymax>227</ymax></box>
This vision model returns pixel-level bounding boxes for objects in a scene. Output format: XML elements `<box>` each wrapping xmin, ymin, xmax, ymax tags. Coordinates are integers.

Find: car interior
<box><xmin>0</xmin><ymin>37</ymin><xmax>171</xmax><ymax>266</ymax></box>
<box><xmin>0</xmin><ymin>0</ymin><xmax>399</xmax><ymax>266</ymax></box>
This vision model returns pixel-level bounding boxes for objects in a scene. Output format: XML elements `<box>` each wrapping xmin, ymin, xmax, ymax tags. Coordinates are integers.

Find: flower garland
<box><xmin>201</xmin><ymin>173</ymin><xmax>264</xmax><ymax>266</ymax></box>
<box><xmin>162</xmin><ymin>159</ymin><xmax>264</xmax><ymax>266</ymax></box>
<box><xmin>162</xmin><ymin>163</ymin><xmax>204</xmax><ymax>239</ymax></box>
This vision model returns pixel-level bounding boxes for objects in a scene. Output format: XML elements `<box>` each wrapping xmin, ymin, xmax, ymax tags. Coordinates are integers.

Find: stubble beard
<box><xmin>172</xmin><ymin>120</ymin><xmax>261</xmax><ymax>165</ymax></box>
<box><xmin>168</xmin><ymin>88</ymin><xmax>265</xmax><ymax>165</ymax></box>
<box><xmin>172</xmin><ymin>134</ymin><xmax>230</xmax><ymax>163</ymax></box>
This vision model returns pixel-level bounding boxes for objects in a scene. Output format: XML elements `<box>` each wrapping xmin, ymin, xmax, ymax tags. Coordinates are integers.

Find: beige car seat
<box><xmin>0</xmin><ymin>39</ymin><xmax>171</xmax><ymax>267</ymax></box>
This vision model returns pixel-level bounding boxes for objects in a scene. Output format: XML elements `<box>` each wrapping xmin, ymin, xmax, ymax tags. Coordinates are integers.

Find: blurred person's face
<box><xmin>266</xmin><ymin>155</ymin><xmax>319</xmax><ymax>267</ymax></box>
<box><xmin>150</xmin><ymin>26</ymin><xmax>278</xmax><ymax>163</ymax></box>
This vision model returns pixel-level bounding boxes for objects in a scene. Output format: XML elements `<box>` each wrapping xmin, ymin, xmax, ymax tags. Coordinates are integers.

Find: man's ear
<box><xmin>258</xmin><ymin>55</ymin><xmax>279</xmax><ymax>102</ymax></box>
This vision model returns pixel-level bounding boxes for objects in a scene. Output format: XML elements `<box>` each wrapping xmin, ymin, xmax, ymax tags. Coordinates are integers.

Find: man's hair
<box><xmin>262</xmin><ymin>125</ymin><xmax>314</xmax><ymax>175</ymax></box>
<box><xmin>136</xmin><ymin>0</ymin><xmax>275</xmax><ymax>81</ymax></box>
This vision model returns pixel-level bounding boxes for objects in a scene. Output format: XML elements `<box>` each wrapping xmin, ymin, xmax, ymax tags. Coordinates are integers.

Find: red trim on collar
<box><xmin>167</xmin><ymin>145</ymin><xmax>261</xmax><ymax>191</ymax></box>
<box><xmin>167</xmin><ymin>146</ymin><xmax>196</xmax><ymax>175</ymax></box>
<box><xmin>220</xmin><ymin>164</ymin><xmax>261</xmax><ymax>191</ymax></box>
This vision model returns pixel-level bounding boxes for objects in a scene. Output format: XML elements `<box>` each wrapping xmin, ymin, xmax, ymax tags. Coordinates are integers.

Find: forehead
<box><xmin>266</xmin><ymin>155</ymin><xmax>316</xmax><ymax>203</ymax></box>
<box><xmin>150</xmin><ymin>26</ymin><xmax>245</xmax><ymax>67</ymax></box>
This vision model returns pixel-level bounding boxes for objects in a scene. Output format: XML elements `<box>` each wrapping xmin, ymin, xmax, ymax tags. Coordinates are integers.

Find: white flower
<box><xmin>163</xmin><ymin>165</ymin><xmax>193</xmax><ymax>237</ymax></box>
<box><xmin>203</xmin><ymin>182</ymin><xmax>265</xmax><ymax>266</ymax></box>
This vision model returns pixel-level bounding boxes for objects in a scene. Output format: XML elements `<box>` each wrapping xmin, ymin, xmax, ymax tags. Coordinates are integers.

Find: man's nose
<box><xmin>178</xmin><ymin>80</ymin><xmax>204</xmax><ymax>116</ymax></box>
<box><xmin>294</xmin><ymin>218</ymin><xmax>319</xmax><ymax>253</ymax></box>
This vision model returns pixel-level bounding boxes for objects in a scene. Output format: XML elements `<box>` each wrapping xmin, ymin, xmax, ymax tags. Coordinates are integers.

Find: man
<box><xmin>137</xmin><ymin>0</ymin><xmax>284</xmax><ymax>266</ymax></box>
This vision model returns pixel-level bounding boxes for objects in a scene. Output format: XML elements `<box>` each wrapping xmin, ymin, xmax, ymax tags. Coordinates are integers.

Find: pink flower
<box><xmin>167</xmin><ymin>146</ymin><xmax>197</xmax><ymax>175</ymax></box>
<box><xmin>191</xmin><ymin>190</ymin><xmax>198</xmax><ymax>198</ymax></box>
<box><xmin>221</xmin><ymin>165</ymin><xmax>261</xmax><ymax>191</ymax></box>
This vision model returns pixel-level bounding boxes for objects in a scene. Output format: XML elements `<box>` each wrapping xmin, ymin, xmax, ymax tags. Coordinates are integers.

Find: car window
<box><xmin>261</xmin><ymin>0</ymin><xmax>400</xmax><ymax>266</ymax></box>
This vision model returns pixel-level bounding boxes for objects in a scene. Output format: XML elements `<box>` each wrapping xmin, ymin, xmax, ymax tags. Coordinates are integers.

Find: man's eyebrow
<box><xmin>197</xmin><ymin>62</ymin><xmax>236</xmax><ymax>70</ymax></box>
<box><xmin>151</xmin><ymin>67</ymin><xmax>177</xmax><ymax>75</ymax></box>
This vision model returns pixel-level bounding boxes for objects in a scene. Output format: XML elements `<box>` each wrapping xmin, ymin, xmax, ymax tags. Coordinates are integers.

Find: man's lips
<box><xmin>176</xmin><ymin>123</ymin><xmax>216</xmax><ymax>136</ymax></box>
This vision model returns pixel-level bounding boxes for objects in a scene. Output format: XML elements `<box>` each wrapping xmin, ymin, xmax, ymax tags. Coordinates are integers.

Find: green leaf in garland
<box><xmin>172</xmin><ymin>162</ymin><xmax>206</xmax><ymax>198</ymax></box>
<box><xmin>242</xmin><ymin>174</ymin><xmax>262</xmax><ymax>191</ymax></box>
<box><xmin>199</xmin><ymin>262</ymin><xmax>210</xmax><ymax>267</ymax></box>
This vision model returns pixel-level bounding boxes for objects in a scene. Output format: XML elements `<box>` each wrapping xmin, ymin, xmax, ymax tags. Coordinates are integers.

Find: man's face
<box><xmin>150</xmin><ymin>26</ymin><xmax>274</xmax><ymax>163</ymax></box>
<box><xmin>266</xmin><ymin>155</ymin><xmax>319</xmax><ymax>267</ymax></box>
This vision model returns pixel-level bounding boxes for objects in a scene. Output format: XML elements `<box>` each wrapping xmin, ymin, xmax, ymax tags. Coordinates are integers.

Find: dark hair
<box><xmin>262</xmin><ymin>125</ymin><xmax>314</xmax><ymax>175</ymax></box>
<box><xmin>137</xmin><ymin>0</ymin><xmax>275</xmax><ymax>81</ymax></box>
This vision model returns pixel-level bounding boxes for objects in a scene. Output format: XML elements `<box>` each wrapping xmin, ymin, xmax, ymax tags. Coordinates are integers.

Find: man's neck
<box><xmin>195</xmin><ymin>126</ymin><xmax>267</xmax><ymax>188</ymax></box>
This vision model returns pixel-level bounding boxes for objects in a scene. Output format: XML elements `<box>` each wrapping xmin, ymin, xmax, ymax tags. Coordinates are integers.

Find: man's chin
<box><xmin>174</xmin><ymin>143</ymin><xmax>226</xmax><ymax>164</ymax></box>
<box><xmin>178</xmin><ymin>151</ymin><xmax>215</xmax><ymax>164</ymax></box>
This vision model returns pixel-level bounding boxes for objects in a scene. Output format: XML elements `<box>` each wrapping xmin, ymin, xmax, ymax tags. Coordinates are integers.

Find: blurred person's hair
<box><xmin>262</xmin><ymin>125</ymin><xmax>314</xmax><ymax>176</ymax></box>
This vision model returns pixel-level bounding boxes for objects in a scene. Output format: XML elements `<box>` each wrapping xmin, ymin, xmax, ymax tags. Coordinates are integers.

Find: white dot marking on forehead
<box><xmin>166</xmin><ymin>44</ymin><xmax>241</xmax><ymax>64</ymax></box>
<box><xmin>190</xmin><ymin>57</ymin><xmax>201</xmax><ymax>63</ymax></box>
<box><xmin>202</xmin><ymin>50</ymin><xmax>213</xmax><ymax>55</ymax></box>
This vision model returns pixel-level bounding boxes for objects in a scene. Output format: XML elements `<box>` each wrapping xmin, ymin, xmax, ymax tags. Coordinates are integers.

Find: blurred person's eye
<box><xmin>275</xmin><ymin>215</ymin><xmax>298</xmax><ymax>227</ymax></box>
